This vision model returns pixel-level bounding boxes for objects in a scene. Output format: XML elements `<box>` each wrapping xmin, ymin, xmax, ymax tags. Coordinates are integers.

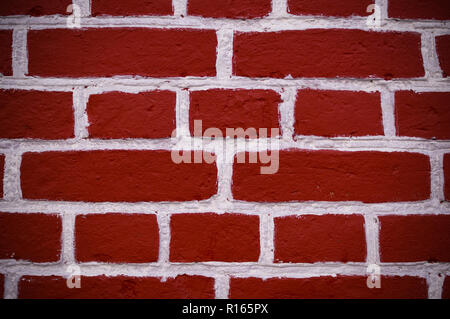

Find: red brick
<box><xmin>28</xmin><ymin>29</ymin><xmax>217</xmax><ymax>77</ymax></box>
<box><xmin>0</xmin><ymin>0</ymin><xmax>71</xmax><ymax>16</ymax></box>
<box><xmin>294</xmin><ymin>90</ymin><xmax>383</xmax><ymax>137</ymax></box>
<box><xmin>274</xmin><ymin>215</ymin><xmax>366</xmax><ymax>263</ymax></box>
<box><xmin>0</xmin><ymin>274</ymin><xmax>3</xmax><ymax>298</ymax></box>
<box><xmin>379</xmin><ymin>215</ymin><xmax>450</xmax><ymax>262</ymax></box>
<box><xmin>445</xmin><ymin>154</ymin><xmax>450</xmax><ymax>201</ymax></box>
<box><xmin>389</xmin><ymin>0</ymin><xmax>450</xmax><ymax>20</ymax></box>
<box><xmin>395</xmin><ymin>91</ymin><xmax>450</xmax><ymax>140</ymax></box>
<box><xmin>19</xmin><ymin>275</ymin><xmax>214</xmax><ymax>299</ymax></box>
<box><xmin>436</xmin><ymin>35</ymin><xmax>450</xmax><ymax>77</ymax></box>
<box><xmin>0</xmin><ymin>30</ymin><xmax>12</xmax><ymax>76</ymax></box>
<box><xmin>288</xmin><ymin>0</ymin><xmax>374</xmax><ymax>17</ymax></box>
<box><xmin>0</xmin><ymin>155</ymin><xmax>3</xmax><ymax>199</ymax></box>
<box><xmin>75</xmin><ymin>214</ymin><xmax>159</xmax><ymax>263</ymax></box>
<box><xmin>232</xmin><ymin>150</ymin><xmax>430</xmax><ymax>203</ymax></box>
<box><xmin>188</xmin><ymin>0</ymin><xmax>271</xmax><ymax>19</ymax></box>
<box><xmin>443</xmin><ymin>277</ymin><xmax>450</xmax><ymax>299</ymax></box>
<box><xmin>0</xmin><ymin>213</ymin><xmax>61</xmax><ymax>262</ymax></box>
<box><xmin>0</xmin><ymin>90</ymin><xmax>74</xmax><ymax>139</ymax></box>
<box><xmin>92</xmin><ymin>0</ymin><xmax>173</xmax><ymax>16</ymax></box>
<box><xmin>234</xmin><ymin>30</ymin><xmax>423</xmax><ymax>79</ymax></box>
<box><xmin>230</xmin><ymin>276</ymin><xmax>428</xmax><ymax>299</ymax></box>
<box><xmin>189</xmin><ymin>89</ymin><xmax>281</xmax><ymax>138</ymax></box>
<box><xmin>87</xmin><ymin>91</ymin><xmax>176</xmax><ymax>139</ymax></box>
<box><xmin>170</xmin><ymin>213</ymin><xmax>260</xmax><ymax>262</ymax></box>
<box><xmin>21</xmin><ymin>151</ymin><xmax>217</xmax><ymax>202</ymax></box>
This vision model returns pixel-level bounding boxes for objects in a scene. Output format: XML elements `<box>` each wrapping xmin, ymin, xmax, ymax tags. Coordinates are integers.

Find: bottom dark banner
<box><xmin>0</xmin><ymin>299</ymin><xmax>445</xmax><ymax>317</ymax></box>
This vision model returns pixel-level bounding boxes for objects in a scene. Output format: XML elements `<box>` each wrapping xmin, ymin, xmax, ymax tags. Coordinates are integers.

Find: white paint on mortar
<box><xmin>62</xmin><ymin>212</ymin><xmax>76</xmax><ymax>264</ymax></box>
<box><xmin>380</xmin><ymin>89</ymin><xmax>396</xmax><ymax>137</ymax></box>
<box><xmin>214</xmin><ymin>275</ymin><xmax>230</xmax><ymax>299</ymax></box>
<box><xmin>157</xmin><ymin>213</ymin><xmax>171</xmax><ymax>265</ymax></box>
<box><xmin>216</xmin><ymin>28</ymin><xmax>234</xmax><ymax>80</ymax></box>
<box><xmin>173</xmin><ymin>0</ymin><xmax>187</xmax><ymax>18</ymax></box>
<box><xmin>0</xmin><ymin>3</ymin><xmax>449</xmax><ymax>299</ymax></box>
<box><xmin>12</xmin><ymin>28</ymin><xmax>28</xmax><ymax>78</ymax></box>
<box><xmin>73</xmin><ymin>87</ymin><xmax>90</xmax><ymax>139</ymax></box>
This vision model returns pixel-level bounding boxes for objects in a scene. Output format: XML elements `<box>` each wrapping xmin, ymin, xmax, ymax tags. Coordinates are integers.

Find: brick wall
<box><xmin>0</xmin><ymin>0</ymin><xmax>449</xmax><ymax>299</ymax></box>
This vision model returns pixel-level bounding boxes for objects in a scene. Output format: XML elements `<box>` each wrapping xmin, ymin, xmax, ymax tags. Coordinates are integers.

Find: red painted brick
<box><xmin>294</xmin><ymin>90</ymin><xmax>383</xmax><ymax>137</ymax></box>
<box><xmin>28</xmin><ymin>29</ymin><xmax>217</xmax><ymax>77</ymax></box>
<box><xmin>0</xmin><ymin>90</ymin><xmax>74</xmax><ymax>139</ymax></box>
<box><xmin>21</xmin><ymin>151</ymin><xmax>217</xmax><ymax>202</ymax></box>
<box><xmin>0</xmin><ymin>30</ymin><xmax>12</xmax><ymax>76</ymax></box>
<box><xmin>87</xmin><ymin>91</ymin><xmax>176</xmax><ymax>139</ymax></box>
<box><xmin>436</xmin><ymin>35</ymin><xmax>450</xmax><ymax>77</ymax></box>
<box><xmin>443</xmin><ymin>277</ymin><xmax>450</xmax><ymax>299</ymax></box>
<box><xmin>445</xmin><ymin>154</ymin><xmax>450</xmax><ymax>201</ymax></box>
<box><xmin>0</xmin><ymin>213</ymin><xmax>61</xmax><ymax>262</ymax></box>
<box><xmin>234</xmin><ymin>30</ymin><xmax>423</xmax><ymax>79</ymax></box>
<box><xmin>75</xmin><ymin>214</ymin><xmax>159</xmax><ymax>263</ymax></box>
<box><xmin>288</xmin><ymin>0</ymin><xmax>374</xmax><ymax>17</ymax></box>
<box><xmin>230</xmin><ymin>276</ymin><xmax>428</xmax><ymax>299</ymax></box>
<box><xmin>19</xmin><ymin>275</ymin><xmax>214</xmax><ymax>299</ymax></box>
<box><xmin>232</xmin><ymin>150</ymin><xmax>430</xmax><ymax>203</ymax></box>
<box><xmin>92</xmin><ymin>0</ymin><xmax>173</xmax><ymax>16</ymax></box>
<box><xmin>189</xmin><ymin>89</ymin><xmax>281</xmax><ymax>138</ymax></box>
<box><xmin>170</xmin><ymin>213</ymin><xmax>260</xmax><ymax>262</ymax></box>
<box><xmin>188</xmin><ymin>0</ymin><xmax>271</xmax><ymax>19</ymax></box>
<box><xmin>379</xmin><ymin>215</ymin><xmax>450</xmax><ymax>262</ymax></box>
<box><xmin>389</xmin><ymin>0</ymin><xmax>450</xmax><ymax>20</ymax></box>
<box><xmin>274</xmin><ymin>215</ymin><xmax>366</xmax><ymax>263</ymax></box>
<box><xmin>395</xmin><ymin>91</ymin><xmax>450</xmax><ymax>140</ymax></box>
<box><xmin>0</xmin><ymin>274</ymin><xmax>4</xmax><ymax>298</ymax></box>
<box><xmin>0</xmin><ymin>0</ymin><xmax>71</xmax><ymax>16</ymax></box>
<box><xmin>0</xmin><ymin>155</ymin><xmax>3</xmax><ymax>199</ymax></box>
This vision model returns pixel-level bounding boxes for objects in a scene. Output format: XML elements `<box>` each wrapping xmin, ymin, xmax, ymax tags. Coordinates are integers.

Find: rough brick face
<box><xmin>0</xmin><ymin>213</ymin><xmax>61</xmax><ymax>262</ymax></box>
<box><xmin>189</xmin><ymin>89</ymin><xmax>281</xmax><ymax>138</ymax></box>
<box><xmin>234</xmin><ymin>30</ymin><xmax>423</xmax><ymax>79</ymax></box>
<box><xmin>21</xmin><ymin>151</ymin><xmax>217</xmax><ymax>202</ymax></box>
<box><xmin>28</xmin><ymin>29</ymin><xmax>217</xmax><ymax>77</ymax></box>
<box><xmin>388</xmin><ymin>0</ymin><xmax>450</xmax><ymax>20</ymax></box>
<box><xmin>436</xmin><ymin>35</ymin><xmax>450</xmax><ymax>77</ymax></box>
<box><xmin>0</xmin><ymin>0</ymin><xmax>71</xmax><ymax>16</ymax></box>
<box><xmin>288</xmin><ymin>0</ymin><xmax>374</xmax><ymax>17</ymax></box>
<box><xmin>0</xmin><ymin>90</ymin><xmax>74</xmax><ymax>139</ymax></box>
<box><xmin>379</xmin><ymin>215</ymin><xmax>450</xmax><ymax>262</ymax></box>
<box><xmin>75</xmin><ymin>214</ymin><xmax>159</xmax><ymax>263</ymax></box>
<box><xmin>395</xmin><ymin>91</ymin><xmax>450</xmax><ymax>140</ymax></box>
<box><xmin>233</xmin><ymin>150</ymin><xmax>430</xmax><ymax>203</ymax></box>
<box><xmin>92</xmin><ymin>0</ymin><xmax>173</xmax><ymax>16</ymax></box>
<box><xmin>230</xmin><ymin>276</ymin><xmax>428</xmax><ymax>299</ymax></box>
<box><xmin>188</xmin><ymin>0</ymin><xmax>272</xmax><ymax>19</ymax></box>
<box><xmin>445</xmin><ymin>154</ymin><xmax>450</xmax><ymax>201</ymax></box>
<box><xmin>294</xmin><ymin>90</ymin><xmax>383</xmax><ymax>137</ymax></box>
<box><xmin>87</xmin><ymin>91</ymin><xmax>176</xmax><ymax>139</ymax></box>
<box><xmin>19</xmin><ymin>275</ymin><xmax>215</xmax><ymax>299</ymax></box>
<box><xmin>0</xmin><ymin>30</ymin><xmax>12</xmax><ymax>76</ymax></box>
<box><xmin>170</xmin><ymin>213</ymin><xmax>260</xmax><ymax>262</ymax></box>
<box><xmin>274</xmin><ymin>215</ymin><xmax>366</xmax><ymax>263</ymax></box>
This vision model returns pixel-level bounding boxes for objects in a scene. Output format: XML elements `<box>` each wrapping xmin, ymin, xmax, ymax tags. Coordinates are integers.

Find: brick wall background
<box><xmin>0</xmin><ymin>0</ymin><xmax>449</xmax><ymax>299</ymax></box>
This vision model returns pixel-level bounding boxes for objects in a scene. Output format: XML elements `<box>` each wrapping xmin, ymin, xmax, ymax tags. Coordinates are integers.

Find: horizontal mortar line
<box><xmin>1</xmin><ymin>77</ymin><xmax>450</xmax><ymax>91</ymax></box>
<box><xmin>0</xmin><ymin>199</ymin><xmax>448</xmax><ymax>215</ymax></box>
<box><xmin>0</xmin><ymin>137</ymin><xmax>450</xmax><ymax>153</ymax></box>
<box><xmin>0</xmin><ymin>16</ymin><xmax>449</xmax><ymax>33</ymax></box>
<box><xmin>0</xmin><ymin>261</ymin><xmax>449</xmax><ymax>278</ymax></box>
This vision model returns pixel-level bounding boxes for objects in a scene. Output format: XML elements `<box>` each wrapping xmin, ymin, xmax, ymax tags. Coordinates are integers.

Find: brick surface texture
<box><xmin>0</xmin><ymin>0</ymin><xmax>449</xmax><ymax>300</ymax></box>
